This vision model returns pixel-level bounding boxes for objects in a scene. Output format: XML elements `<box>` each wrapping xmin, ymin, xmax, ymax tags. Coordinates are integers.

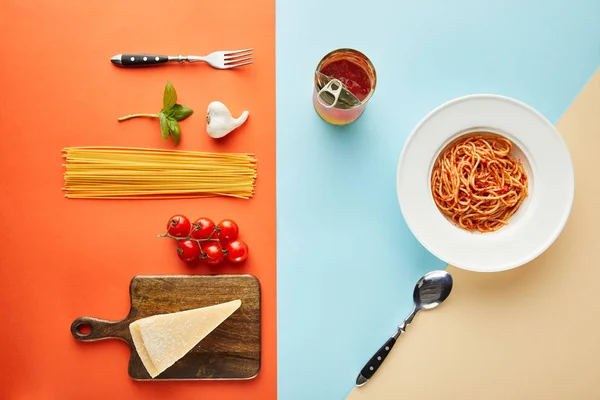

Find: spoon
<box><xmin>355</xmin><ymin>270</ymin><xmax>453</xmax><ymax>386</ymax></box>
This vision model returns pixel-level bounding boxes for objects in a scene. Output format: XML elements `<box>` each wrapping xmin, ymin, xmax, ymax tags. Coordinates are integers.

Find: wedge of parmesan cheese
<box><xmin>129</xmin><ymin>299</ymin><xmax>242</xmax><ymax>378</ymax></box>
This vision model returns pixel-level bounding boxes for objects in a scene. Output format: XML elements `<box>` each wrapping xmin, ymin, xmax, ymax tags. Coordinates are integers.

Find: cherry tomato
<box><xmin>191</xmin><ymin>217</ymin><xmax>216</xmax><ymax>240</ymax></box>
<box><xmin>225</xmin><ymin>239</ymin><xmax>249</xmax><ymax>263</ymax></box>
<box><xmin>177</xmin><ymin>240</ymin><xmax>200</xmax><ymax>263</ymax></box>
<box><xmin>167</xmin><ymin>215</ymin><xmax>191</xmax><ymax>238</ymax></box>
<box><xmin>201</xmin><ymin>242</ymin><xmax>225</xmax><ymax>265</ymax></box>
<box><xmin>217</xmin><ymin>219</ymin><xmax>239</xmax><ymax>244</ymax></box>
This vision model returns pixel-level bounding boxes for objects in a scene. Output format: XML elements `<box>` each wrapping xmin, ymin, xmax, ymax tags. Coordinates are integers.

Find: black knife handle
<box><xmin>112</xmin><ymin>54</ymin><xmax>170</xmax><ymax>67</ymax></box>
<box><xmin>359</xmin><ymin>337</ymin><xmax>396</xmax><ymax>381</ymax></box>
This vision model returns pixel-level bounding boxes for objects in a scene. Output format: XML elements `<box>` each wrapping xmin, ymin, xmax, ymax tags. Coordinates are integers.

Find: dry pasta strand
<box><xmin>62</xmin><ymin>147</ymin><xmax>257</xmax><ymax>199</ymax></box>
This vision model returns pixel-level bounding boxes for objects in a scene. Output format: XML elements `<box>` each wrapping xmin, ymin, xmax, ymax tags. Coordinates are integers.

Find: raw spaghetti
<box><xmin>430</xmin><ymin>135</ymin><xmax>528</xmax><ymax>233</ymax></box>
<box><xmin>62</xmin><ymin>147</ymin><xmax>257</xmax><ymax>199</ymax></box>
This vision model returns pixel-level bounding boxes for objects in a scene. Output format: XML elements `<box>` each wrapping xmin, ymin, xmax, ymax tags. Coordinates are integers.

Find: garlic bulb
<box><xmin>206</xmin><ymin>101</ymin><xmax>249</xmax><ymax>139</ymax></box>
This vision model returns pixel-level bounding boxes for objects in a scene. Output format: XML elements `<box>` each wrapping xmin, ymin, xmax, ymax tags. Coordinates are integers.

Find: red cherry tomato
<box><xmin>201</xmin><ymin>242</ymin><xmax>225</xmax><ymax>265</ymax></box>
<box><xmin>225</xmin><ymin>239</ymin><xmax>249</xmax><ymax>263</ymax></box>
<box><xmin>167</xmin><ymin>215</ymin><xmax>191</xmax><ymax>238</ymax></box>
<box><xmin>177</xmin><ymin>240</ymin><xmax>200</xmax><ymax>263</ymax></box>
<box><xmin>217</xmin><ymin>219</ymin><xmax>239</xmax><ymax>244</ymax></box>
<box><xmin>191</xmin><ymin>217</ymin><xmax>216</xmax><ymax>240</ymax></box>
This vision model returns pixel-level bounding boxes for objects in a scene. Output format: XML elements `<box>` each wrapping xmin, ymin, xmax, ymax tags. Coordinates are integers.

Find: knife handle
<box><xmin>111</xmin><ymin>54</ymin><xmax>170</xmax><ymax>67</ymax></box>
<box><xmin>357</xmin><ymin>337</ymin><xmax>396</xmax><ymax>383</ymax></box>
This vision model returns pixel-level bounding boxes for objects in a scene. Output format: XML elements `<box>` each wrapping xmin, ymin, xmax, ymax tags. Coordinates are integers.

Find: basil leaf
<box><xmin>165</xmin><ymin>104</ymin><xmax>194</xmax><ymax>121</ymax></box>
<box><xmin>167</xmin><ymin>118</ymin><xmax>181</xmax><ymax>146</ymax></box>
<box><xmin>162</xmin><ymin>81</ymin><xmax>177</xmax><ymax>111</ymax></box>
<box><xmin>119</xmin><ymin>81</ymin><xmax>190</xmax><ymax>146</ymax></box>
<box><xmin>159</xmin><ymin>113</ymin><xmax>169</xmax><ymax>140</ymax></box>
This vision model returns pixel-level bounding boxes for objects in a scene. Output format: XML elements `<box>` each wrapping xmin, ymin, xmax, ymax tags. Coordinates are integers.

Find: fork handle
<box><xmin>111</xmin><ymin>53</ymin><xmax>170</xmax><ymax>67</ymax></box>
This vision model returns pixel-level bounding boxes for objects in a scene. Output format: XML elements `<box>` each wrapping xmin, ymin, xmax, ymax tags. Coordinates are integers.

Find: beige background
<box><xmin>348</xmin><ymin>69</ymin><xmax>600</xmax><ymax>400</ymax></box>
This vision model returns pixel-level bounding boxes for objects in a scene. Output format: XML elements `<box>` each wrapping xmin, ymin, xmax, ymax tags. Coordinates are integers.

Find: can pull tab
<box><xmin>317</xmin><ymin>78</ymin><xmax>344</xmax><ymax>108</ymax></box>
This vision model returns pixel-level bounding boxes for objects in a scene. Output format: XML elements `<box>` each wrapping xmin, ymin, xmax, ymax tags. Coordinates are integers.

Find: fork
<box><xmin>110</xmin><ymin>48</ymin><xmax>253</xmax><ymax>69</ymax></box>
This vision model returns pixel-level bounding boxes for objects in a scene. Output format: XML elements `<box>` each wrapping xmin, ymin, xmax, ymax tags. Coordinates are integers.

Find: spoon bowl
<box><xmin>414</xmin><ymin>270</ymin><xmax>453</xmax><ymax>310</ymax></box>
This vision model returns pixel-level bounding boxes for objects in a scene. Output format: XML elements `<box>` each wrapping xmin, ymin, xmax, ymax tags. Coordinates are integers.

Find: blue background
<box><xmin>276</xmin><ymin>1</ymin><xmax>600</xmax><ymax>399</ymax></box>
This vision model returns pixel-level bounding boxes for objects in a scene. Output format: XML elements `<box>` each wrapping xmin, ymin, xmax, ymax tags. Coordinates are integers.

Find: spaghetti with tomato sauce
<box><xmin>430</xmin><ymin>135</ymin><xmax>528</xmax><ymax>233</ymax></box>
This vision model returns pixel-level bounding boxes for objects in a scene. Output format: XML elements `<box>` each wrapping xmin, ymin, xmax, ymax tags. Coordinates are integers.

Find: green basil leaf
<box><xmin>159</xmin><ymin>113</ymin><xmax>169</xmax><ymax>140</ymax></box>
<box><xmin>167</xmin><ymin>118</ymin><xmax>181</xmax><ymax>146</ymax></box>
<box><xmin>162</xmin><ymin>81</ymin><xmax>177</xmax><ymax>111</ymax></box>
<box><xmin>164</xmin><ymin>104</ymin><xmax>194</xmax><ymax>121</ymax></box>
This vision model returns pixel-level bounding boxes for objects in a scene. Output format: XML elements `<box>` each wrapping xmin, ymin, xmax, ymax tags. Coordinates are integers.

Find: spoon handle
<box><xmin>356</xmin><ymin>337</ymin><xmax>397</xmax><ymax>385</ymax></box>
<box><xmin>356</xmin><ymin>308</ymin><xmax>418</xmax><ymax>386</ymax></box>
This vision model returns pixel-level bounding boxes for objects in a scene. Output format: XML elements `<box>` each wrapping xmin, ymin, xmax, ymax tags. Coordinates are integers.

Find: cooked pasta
<box><xmin>62</xmin><ymin>147</ymin><xmax>257</xmax><ymax>199</ymax></box>
<box><xmin>430</xmin><ymin>135</ymin><xmax>528</xmax><ymax>232</ymax></box>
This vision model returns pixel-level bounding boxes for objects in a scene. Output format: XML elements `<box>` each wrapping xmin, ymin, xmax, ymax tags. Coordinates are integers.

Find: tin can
<box><xmin>313</xmin><ymin>48</ymin><xmax>377</xmax><ymax>125</ymax></box>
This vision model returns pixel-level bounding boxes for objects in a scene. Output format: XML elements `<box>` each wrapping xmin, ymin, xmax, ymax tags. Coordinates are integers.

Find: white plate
<box><xmin>397</xmin><ymin>94</ymin><xmax>574</xmax><ymax>272</ymax></box>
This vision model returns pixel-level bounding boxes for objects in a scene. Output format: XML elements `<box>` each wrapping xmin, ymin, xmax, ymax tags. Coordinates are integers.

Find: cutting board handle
<box><xmin>71</xmin><ymin>316</ymin><xmax>129</xmax><ymax>342</ymax></box>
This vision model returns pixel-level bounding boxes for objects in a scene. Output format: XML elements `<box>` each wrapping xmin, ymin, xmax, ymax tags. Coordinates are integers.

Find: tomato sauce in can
<box><xmin>313</xmin><ymin>49</ymin><xmax>377</xmax><ymax>125</ymax></box>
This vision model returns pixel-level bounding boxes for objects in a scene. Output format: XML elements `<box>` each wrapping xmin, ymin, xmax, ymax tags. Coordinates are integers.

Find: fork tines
<box><xmin>224</xmin><ymin>48</ymin><xmax>254</xmax><ymax>68</ymax></box>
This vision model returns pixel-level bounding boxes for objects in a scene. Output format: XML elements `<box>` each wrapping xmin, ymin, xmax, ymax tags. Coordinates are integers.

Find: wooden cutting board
<box><xmin>70</xmin><ymin>274</ymin><xmax>260</xmax><ymax>380</ymax></box>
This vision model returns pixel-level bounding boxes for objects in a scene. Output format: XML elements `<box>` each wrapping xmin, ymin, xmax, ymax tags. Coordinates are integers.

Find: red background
<box><xmin>0</xmin><ymin>1</ymin><xmax>276</xmax><ymax>399</ymax></box>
